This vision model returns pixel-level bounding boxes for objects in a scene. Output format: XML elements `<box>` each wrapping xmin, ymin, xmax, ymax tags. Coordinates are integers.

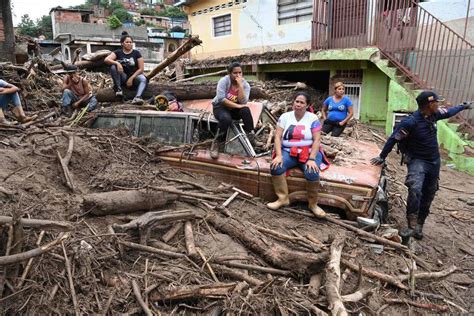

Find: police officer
<box><xmin>371</xmin><ymin>91</ymin><xmax>472</xmax><ymax>240</ymax></box>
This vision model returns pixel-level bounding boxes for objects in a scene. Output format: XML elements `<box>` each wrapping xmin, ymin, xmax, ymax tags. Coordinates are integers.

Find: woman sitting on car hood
<box><xmin>210</xmin><ymin>61</ymin><xmax>255</xmax><ymax>159</ymax></box>
<box><xmin>267</xmin><ymin>92</ymin><xmax>329</xmax><ymax>218</ymax></box>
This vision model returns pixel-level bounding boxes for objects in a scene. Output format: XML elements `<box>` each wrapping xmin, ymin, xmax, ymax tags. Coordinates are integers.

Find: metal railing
<box><xmin>312</xmin><ymin>0</ymin><xmax>474</xmax><ymax>127</ymax></box>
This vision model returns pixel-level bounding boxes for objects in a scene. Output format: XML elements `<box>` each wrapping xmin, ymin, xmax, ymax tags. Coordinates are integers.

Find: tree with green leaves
<box><xmin>139</xmin><ymin>8</ymin><xmax>157</xmax><ymax>16</ymax></box>
<box><xmin>107</xmin><ymin>14</ymin><xmax>122</xmax><ymax>29</ymax></box>
<box><xmin>17</xmin><ymin>14</ymin><xmax>38</xmax><ymax>37</ymax></box>
<box><xmin>37</xmin><ymin>15</ymin><xmax>53</xmax><ymax>39</ymax></box>
<box><xmin>157</xmin><ymin>6</ymin><xmax>187</xmax><ymax>19</ymax></box>
<box><xmin>112</xmin><ymin>8</ymin><xmax>132</xmax><ymax>23</ymax></box>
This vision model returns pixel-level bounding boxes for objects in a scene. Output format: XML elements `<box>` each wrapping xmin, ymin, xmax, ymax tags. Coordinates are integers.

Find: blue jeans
<box><xmin>110</xmin><ymin>65</ymin><xmax>147</xmax><ymax>98</ymax></box>
<box><xmin>0</xmin><ymin>91</ymin><xmax>21</xmax><ymax>110</ymax></box>
<box><xmin>270</xmin><ymin>150</ymin><xmax>322</xmax><ymax>181</ymax></box>
<box><xmin>405</xmin><ymin>158</ymin><xmax>440</xmax><ymax>223</ymax></box>
<box><xmin>62</xmin><ymin>89</ymin><xmax>98</xmax><ymax>112</ymax></box>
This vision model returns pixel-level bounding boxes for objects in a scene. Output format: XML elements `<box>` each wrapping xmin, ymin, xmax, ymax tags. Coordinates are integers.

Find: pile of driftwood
<box><xmin>0</xmin><ymin>126</ymin><xmax>466</xmax><ymax>315</ymax></box>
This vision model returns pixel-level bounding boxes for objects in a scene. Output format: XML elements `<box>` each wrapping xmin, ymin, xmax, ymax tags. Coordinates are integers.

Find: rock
<box><xmin>447</xmin><ymin>273</ymin><xmax>474</xmax><ymax>286</ymax></box>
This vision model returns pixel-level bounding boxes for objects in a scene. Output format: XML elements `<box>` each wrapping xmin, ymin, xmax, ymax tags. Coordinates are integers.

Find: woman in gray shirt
<box><xmin>210</xmin><ymin>62</ymin><xmax>254</xmax><ymax>158</ymax></box>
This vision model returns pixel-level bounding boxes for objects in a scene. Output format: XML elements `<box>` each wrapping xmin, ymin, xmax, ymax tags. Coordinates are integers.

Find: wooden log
<box><xmin>341</xmin><ymin>287</ymin><xmax>375</xmax><ymax>302</ymax></box>
<box><xmin>146</xmin><ymin>35</ymin><xmax>202</xmax><ymax>81</ymax></box>
<box><xmin>82</xmin><ymin>190</ymin><xmax>178</xmax><ymax>216</ymax></box>
<box><xmin>0</xmin><ymin>233</ymin><xmax>69</xmax><ymax>266</ymax></box>
<box><xmin>149</xmin><ymin>283</ymin><xmax>236</xmax><ymax>302</ymax></box>
<box><xmin>95</xmin><ymin>81</ymin><xmax>269</xmax><ymax>102</ymax></box>
<box><xmin>132</xmin><ymin>280</ymin><xmax>153</xmax><ymax>316</ymax></box>
<box><xmin>207</xmin><ymin>212</ymin><xmax>328</xmax><ymax>274</ymax></box>
<box><xmin>308</xmin><ymin>274</ymin><xmax>322</xmax><ymax>298</ymax></box>
<box><xmin>161</xmin><ymin>222</ymin><xmax>184</xmax><ymax>243</ymax></box>
<box><xmin>175</xmin><ymin>69</ymin><xmax>227</xmax><ymax>83</ymax></box>
<box><xmin>56</xmin><ymin>132</ymin><xmax>76</xmax><ymax>192</ymax></box>
<box><xmin>214</xmin><ymin>265</ymin><xmax>263</xmax><ymax>286</ymax></box>
<box><xmin>112</xmin><ymin>209</ymin><xmax>204</xmax><ymax>245</ymax></box>
<box><xmin>184</xmin><ymin>221</ymin><xmax>197</xmax><ymax>258</ymax></box>
<box><xmin>119</xmin><ymin>240</ymin><xmax>186</xmax><ymax>259</ymax></box>
<box><xmin>325</xmin><ymin>236</ymin><xmax>348</xmax><ymax>316</ymax></box>
<box><xmin>214</xmin><ymin>260</ymin><xmax>291</xmax><ymax>276</ymax></box>
<box><xmin>384</xmin><ymin>298</ymin><xmax>448</xmax><ymax>312</ymax></box>
<box><xmin>398</xmin><ymin>265</ymin><xmax>457</xmax><ymax>282</ymax></box>
<box><xmin>62</xmin><ymin>242</ymin><xmax>80</xmax><ymax>316</ymax></box>
<box><xmin>341</xmin><ymin>259</ymin><xmax>409</xmax><ymax>290</ymax></box>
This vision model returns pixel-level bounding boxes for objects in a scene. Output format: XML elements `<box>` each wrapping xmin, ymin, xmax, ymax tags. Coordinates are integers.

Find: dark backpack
<box><xmin>394</xmin><ymin>114</ymin><xmax>415</xmax><ymax>165</ymax></box>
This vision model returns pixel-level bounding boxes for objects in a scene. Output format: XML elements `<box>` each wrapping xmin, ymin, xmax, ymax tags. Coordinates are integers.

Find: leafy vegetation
<box><xmin>107</xmin><ymin>14</ymin><xmax>123</xmax><ymax>29</ymax></box>
<box><xmin>157</xmin><ymin>6</ymin><xmax>187</xmax><ymax>19</ymax></box>
<box><xmin>16</xmin><ymin>14</ymin><xmax>53</xmax><ymax>39</ymax></box>
<box><xmin>112</xmin><ymin>8</ymin><xmax>132</xmax><ymax>23</ymax></box>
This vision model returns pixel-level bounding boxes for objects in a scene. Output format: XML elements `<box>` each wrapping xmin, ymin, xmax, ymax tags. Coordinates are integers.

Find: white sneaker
<box><xmin>131</xmin><ymin>97</ymin><xmax>144</xmax><ymax>105</ymax></box>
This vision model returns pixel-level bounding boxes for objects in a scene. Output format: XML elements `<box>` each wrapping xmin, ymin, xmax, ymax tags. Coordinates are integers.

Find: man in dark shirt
<box><xmin>371</xmin><ymin>91</ymin><xmax>471</xmax><ymax>240</ymax></box>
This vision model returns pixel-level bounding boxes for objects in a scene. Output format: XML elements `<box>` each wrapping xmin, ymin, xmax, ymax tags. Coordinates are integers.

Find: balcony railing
<box><xmin>312</xmin><ymin>0</ymin><xmax>473</xmax><ymax>126</ymax></box>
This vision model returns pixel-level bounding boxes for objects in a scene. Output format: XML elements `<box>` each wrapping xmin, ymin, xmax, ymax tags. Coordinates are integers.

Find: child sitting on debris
<box><xmin>61</xmin><ymin>65</ymin><xmax>97</xmax><ymax>116</ymax></box>
<box><xmin>0</xmin><ymin>79</ymin><xmax>36</xmax><ymax>124</ymax></box>
<box><xmin>105</xmin><ymin>31</ymin><xmax>147</xmax><ymax>105</ymax></box>
<box><xmin>210</xmin><ymin>61</ymin><xmax>254</xmax><ymax>159</ymax></box>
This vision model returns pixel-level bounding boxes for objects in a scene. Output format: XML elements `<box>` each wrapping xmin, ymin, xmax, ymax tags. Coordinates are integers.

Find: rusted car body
<box><xmin>92</xmin><ymin>100</ymin><xmax>387</xmax><ymax>222</ymax></box>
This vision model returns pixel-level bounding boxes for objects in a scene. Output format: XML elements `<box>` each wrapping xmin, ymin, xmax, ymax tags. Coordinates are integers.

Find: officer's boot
<box><xmin>414</xmin><ymin>217</ymin><xmax>425</xmax><ymax>240</ymax></box>
<box><xmin>307</xmin><ymin>181</ymin><xmax>326</xmax><ymax>218</ymax></box>
<box><xmin>266</xmin><ymin>174</ymin><xmax>290</xmax><ymax>210</ymax></box>
<box><xmin>406</xmin><ymin>214</ymin><xmax>417</xmax><ymax>236</ymax></box>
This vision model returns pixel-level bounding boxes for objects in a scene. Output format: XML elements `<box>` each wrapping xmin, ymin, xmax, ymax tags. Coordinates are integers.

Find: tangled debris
<box><xmin>0</xmin><ymin>60</ymin><xmax>473</xmax><ymax>315</ymax></box>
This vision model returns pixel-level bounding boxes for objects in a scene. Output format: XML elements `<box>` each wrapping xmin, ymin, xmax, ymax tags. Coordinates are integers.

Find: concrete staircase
<box><xmin>370</xmin><ymin>52</ymin><xmax>474</xmax><ymax>175</ymax></box>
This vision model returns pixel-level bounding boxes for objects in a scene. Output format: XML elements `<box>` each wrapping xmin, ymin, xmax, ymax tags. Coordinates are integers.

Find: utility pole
<box><xmin>464</xmin><ymin>0</ymin><xmax>471</xmax><ymax>39</ymax></box>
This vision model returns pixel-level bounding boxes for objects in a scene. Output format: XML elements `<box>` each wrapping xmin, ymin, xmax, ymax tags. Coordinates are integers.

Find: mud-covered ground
<box><xmin>0</xmin><ymin>117</ymin><xmax>472</xmax><ymax>315</ymax></box>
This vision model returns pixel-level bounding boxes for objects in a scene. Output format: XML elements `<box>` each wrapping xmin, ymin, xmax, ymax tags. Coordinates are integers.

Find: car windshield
<box><xmin>92</xmin><ymin>111</ymin><xmax>255</xmax><ymax>156</ymax></box>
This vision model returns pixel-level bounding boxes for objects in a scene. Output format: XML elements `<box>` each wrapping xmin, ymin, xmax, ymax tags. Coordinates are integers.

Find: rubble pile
<box><xmin>0</xmin><ymin>60</ymin><xmax>472</xmax><ymax>315</ymax></box>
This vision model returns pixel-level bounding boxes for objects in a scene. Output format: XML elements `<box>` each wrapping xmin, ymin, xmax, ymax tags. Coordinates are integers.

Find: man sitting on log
<box><xmin>61</xmin><ymin>65</ymin><xmax>98</xmax><ymax>116</ymax></box>
<box><xmin>0</xmin><ymin>78</ymin><xmax>36</xmax><ymax>124</ymax></box>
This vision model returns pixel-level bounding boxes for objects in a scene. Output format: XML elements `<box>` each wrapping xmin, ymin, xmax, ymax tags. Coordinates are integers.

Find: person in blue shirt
<box><xmin>322</xmin><ymin>82</ymin><xmax>353</xmax><ymax>137</ymax></box>
<box><xmin>371</xmin><ymin>91</ymin><xmax>471</xmax><ymax>240</ymax></box>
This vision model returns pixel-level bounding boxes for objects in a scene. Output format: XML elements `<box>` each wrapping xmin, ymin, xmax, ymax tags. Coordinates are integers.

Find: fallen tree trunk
<box><xmin>0</xmin><ymin>216</ymin><xmax>73</xmax><ymax>231</ymax></box>
<box><xmin>207</xmin><ymin>212</ymin><xmax>328</xmax><ymax>274</ymax></box>
<box><xmin>82</xmin><ymin>190</ymin><xmax>178</xmax><ymax>216</ymax></box>
<box><xmin>112</xmin><ymin>209</ymin><xmax>204</xmax><ymax>245</ymax></box>
<box><xmin>325</xmin><ymin>236</ymin><xmax>348</xmax><ymax>316</ymax></box>
<box><xmin>146</xmin><ymin>35</ymin><xmax>202</xmax><ymax>81</ymax></box>
<box><xmin>150</xmin><ymin>283</ymin><xmax>236</xmax><ymax>302</ymax></box>
<box><xmin>95</xmin><ymin>81</ymin><xmax>269</xmax><ymax>102</ymax></box>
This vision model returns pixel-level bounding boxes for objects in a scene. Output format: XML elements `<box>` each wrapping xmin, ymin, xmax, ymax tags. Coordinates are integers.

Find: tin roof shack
<box><xmin>0</xmin><ymin>0</ymin><xmax>15</xmax><ymax>63</ymax></box>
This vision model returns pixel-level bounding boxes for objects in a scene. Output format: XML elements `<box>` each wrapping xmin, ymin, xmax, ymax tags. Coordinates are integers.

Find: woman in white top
<box><xmin>267</xmin><ymin>92</ymin><xmax>326</xmax><ymax>218</ymax></box>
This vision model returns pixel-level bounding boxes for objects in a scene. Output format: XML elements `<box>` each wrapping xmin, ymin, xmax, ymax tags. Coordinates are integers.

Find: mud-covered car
<box><xmin>91</xmin><ymin>100</ymin><xmax>388</xmax><ymax>224</ymax></box>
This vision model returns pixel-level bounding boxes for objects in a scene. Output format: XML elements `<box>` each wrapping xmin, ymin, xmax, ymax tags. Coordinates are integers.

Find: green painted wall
<box><xmin>360</xmin><ymin>64</ymin><xmax>389</xmax><ymax>126</ymax></box>
<box><xmin>385</xmin><ymin>80</ymin><xmax>418</xmax><ymax>135</ymax></box>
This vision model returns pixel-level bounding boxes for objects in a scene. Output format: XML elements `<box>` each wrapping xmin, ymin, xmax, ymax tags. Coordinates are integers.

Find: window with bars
<box><xmin>213</xmin><ymin>14</ymin><xmax>231</xmax><ymax>37</ymax></box>
<box><xmin>278</xmin><ymin>0</ymin><xmax>313</xmax><ymax>25</ymax></box>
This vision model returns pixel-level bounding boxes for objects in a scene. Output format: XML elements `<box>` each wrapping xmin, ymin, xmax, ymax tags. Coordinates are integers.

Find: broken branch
<box><xmin>0</xmin><ymin>233</ymin><xmax>69</xmax><ymax>266</ymax></box>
